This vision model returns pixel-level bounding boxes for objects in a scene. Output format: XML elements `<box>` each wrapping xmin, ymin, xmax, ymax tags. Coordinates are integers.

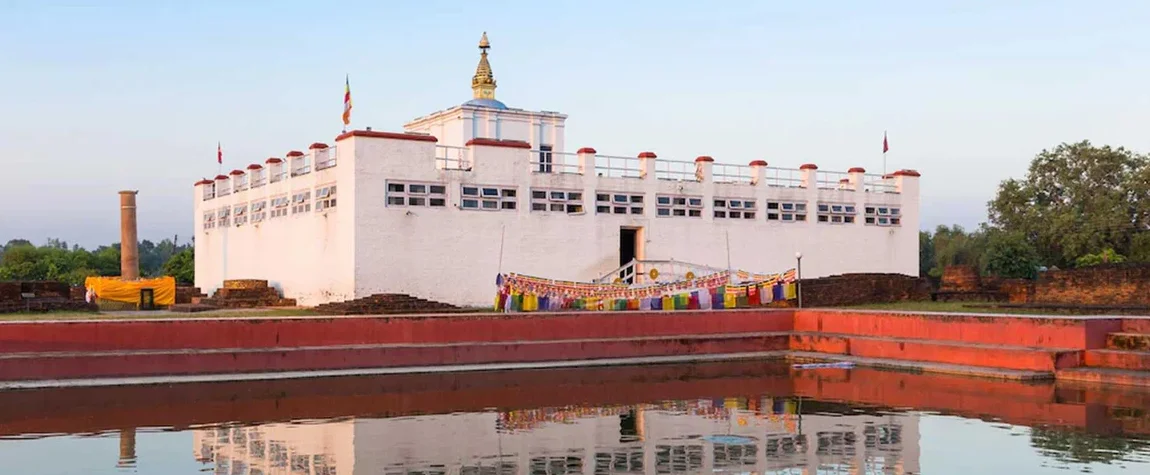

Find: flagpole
<box><xmin>882</xmin><ymin>130</ymin><xmax>887</xmax><ymax>176</ymax></box>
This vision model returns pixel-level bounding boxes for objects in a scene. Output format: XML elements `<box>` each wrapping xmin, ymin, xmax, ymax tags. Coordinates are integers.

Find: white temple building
<box><xmin>192</xmin><ymin>33</ymin><xmax>921</xmax><ymax>307</ymax></box>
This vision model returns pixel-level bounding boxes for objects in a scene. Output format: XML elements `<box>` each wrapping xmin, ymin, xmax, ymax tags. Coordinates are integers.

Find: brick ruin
<box><xmin>0</xmin><ymin>282</ymin><xmax>97</xmax><ymax>314</ymax></box>
<box><xmin>935</xmin><ymin>263</ymin><xmax>1150</xmax><ymax>311</ymax></box>
<box><xmin>797</xmin><ymin>273</ymin><xmax>931</xmax><ymax>307</ymax></box>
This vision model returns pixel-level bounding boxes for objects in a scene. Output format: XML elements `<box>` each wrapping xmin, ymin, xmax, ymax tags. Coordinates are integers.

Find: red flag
<box><xmin>882</xmin><ymin>132</ymin><xmax>889</xmax><ymax>154</ymax></box>
<box><xmin>217</xmin><ymin>142</ymin><xmax>222</xmax><ymax>164</ymax></box>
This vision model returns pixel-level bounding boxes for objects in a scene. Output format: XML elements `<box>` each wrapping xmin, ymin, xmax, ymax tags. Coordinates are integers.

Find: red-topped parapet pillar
<box><xmin>119</xmin><ymin>191</ymin><xmax>140</xmax><ymax>280</ymax></box>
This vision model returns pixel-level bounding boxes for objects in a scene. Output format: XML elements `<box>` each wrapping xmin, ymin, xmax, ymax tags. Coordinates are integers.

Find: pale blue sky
<box><xmin>4</xmin><ymin>0</ymin><xmax>1150</xmax><ymax>247</ymax></box>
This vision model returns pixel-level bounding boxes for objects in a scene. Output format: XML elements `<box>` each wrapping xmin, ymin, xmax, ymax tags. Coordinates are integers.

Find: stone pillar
<box><xmin>119</xmin><ymin>191</ymin><xmax>140</xmax><ymax>280</ymax></box>
<box><xmin>117</xmin><ymin>427</ymin><xmax>137</xmax><ymax>467</ymax></box>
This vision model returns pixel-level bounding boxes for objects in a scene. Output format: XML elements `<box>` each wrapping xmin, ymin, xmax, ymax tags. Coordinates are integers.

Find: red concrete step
<box><xmin>0</xmin><ymin>310</ymin><xmax>795</xmax><ymax>353</ymax></box>
<box><xmin>1084</xmin><ymin>349</ymin><xmax>1150</xmax><ymax>370</ymax></box>
<box><xmin>0</xmin><ymin>332</ymin><xmax>790</xmax><ymax>382</ymax></box>
<box><xmin>1057</xmin><ymin>367</ymin><xmax>1150</xmax><ymax>388</ymax></box>
<box><xmin>1106</xmin><ymin>333</ymin><xmax>1150</xmax><ymax>351</ymax></box>
<box><xmin>1123</xmin><ymin>319</ymin><xmax>1150</xmax><ymax>334</ymax></box>
<box><xmin>795</xmin><ymin>310</ymin><xmax>1121</xmax><ymax>349</ymax></box>
<box><xmin>790</xmin><ymin>332</ymin><xmax>1081</xmax><ymax>372</ymax></box>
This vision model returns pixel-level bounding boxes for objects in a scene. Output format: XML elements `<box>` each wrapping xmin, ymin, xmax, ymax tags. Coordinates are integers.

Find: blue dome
<box><xmin>463</xmin><ymin>98</ymin><xmax>509</xmax><ymax>110</ymax></box>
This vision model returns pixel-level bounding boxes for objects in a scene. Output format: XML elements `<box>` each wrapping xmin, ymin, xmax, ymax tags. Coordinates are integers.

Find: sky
<box><xmin>3</xmin><ymin>0</ymin><xmax>1150</xmax><ymax>248</ymax></box>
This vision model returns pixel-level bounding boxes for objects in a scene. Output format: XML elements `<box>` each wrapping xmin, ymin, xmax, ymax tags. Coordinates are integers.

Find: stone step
<box><xmin>1107</xmin><ymin>332</ymin><xmax>1150</xmax><ymax>351</ymax></box>
<box><xmin>1057</xmin><ymin>367</ymin><xmax>1150</xmax><ymax>388</ymax></box>
<box><xmin>789</xmin><ymin>332</ymin><xmax>1082</xmax><ymax>372</ymax></box>
<box><xmin>0</xmin><ymin>332</ymin><xmax>790</xmax><ymax>382</ymax></box>
<box><xmin>1123</xmin><ymin>319</ymin><xmax>1150</xmax><ymax>334</ymax></box>
<box><xmin>1084</xmin><ymin>349</ymin><xmax>1150</xmax><ymax>370</ymax></box>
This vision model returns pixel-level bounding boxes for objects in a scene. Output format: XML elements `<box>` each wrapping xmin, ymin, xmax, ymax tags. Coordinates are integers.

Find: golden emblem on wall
<box><xmin>685</xmin><ymin>271</ymin><xmax>696</xmax><ymax>280</ymax></box>
<box><xmin>613</xmin><ymin>277</ymin><xmax>623</xmax><ymax>284</ymax></box>
<box><xmin>649</xmin><ymin>268</ymin><xmax>660</xmax><ymax>280</ymax></box>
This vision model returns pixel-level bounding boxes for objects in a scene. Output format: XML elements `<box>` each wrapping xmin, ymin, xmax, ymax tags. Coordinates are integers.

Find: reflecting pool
<box><xmin>0</xmin><ymin>361</ymin><xmax>1147</xmax><ymax>474</ymax></box>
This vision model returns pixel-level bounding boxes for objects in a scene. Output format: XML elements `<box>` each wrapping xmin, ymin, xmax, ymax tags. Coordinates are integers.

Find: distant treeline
<box><xmin>0</xmin><ymin>237</ymin><xmax>194</xmax><ymax>285</ymax></box>
<box><xmin>922</xmin><ymin>140</ymin><xmax>1150</xmax><ymax>279</ymax></box>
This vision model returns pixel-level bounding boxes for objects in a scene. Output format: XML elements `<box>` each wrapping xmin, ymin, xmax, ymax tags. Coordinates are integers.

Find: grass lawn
<box><xmin>843</xmin><ymin>301</ymin><xmax>1077</xmax><ymax>315</ymax></box>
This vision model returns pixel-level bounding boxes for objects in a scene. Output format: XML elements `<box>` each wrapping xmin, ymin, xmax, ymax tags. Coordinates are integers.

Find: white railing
<box><xmin>291</xmin><ymin>165</ymin><xmax>311</xmax><ymax>177</ymax></box>
<box><xmin>202</xmin><ymin>189</ymin><xmax>215</xmax><ymax>201</ymax></box>
<box><xmin>316</xmin><ymin>146</ymin><xmax>338</xmax><ymax>170</ymax></box>
<box><xmin>217</xmin><ymin>185</ymin><xmax>231</xmax><ymax>196</ymax></box>
<box><xmin>234</xmin><ymin>180</ymin><xmax>248</xmax><ymax>192</ymax></box>
<box><xmin>530</xmin><ymin>150</ymin><xmax>581</xmax><ymax>174</ymax></box>
<box><xmin>654</xmin><ymin>159</ymin><xmax>699</xmax><ymax>181</ymax></box>
<box><xmin>864</xmin><ymin>174</ymin><xmax>898</xmax><ymax>193</ymax></box>
<box><xmin>270</xmin><ymin>171</ymin><xmax>286</xmax><ymax>183</ymax></box>
<box><xmin>763</xmin><ymin>167</ymin><xmax>805</xmax><ymax>188</ymax></box>
<box><xmin>250</xmin><ymin>175</ymin><xmax>266</xmax><ymax>188</ymax></box>
<box><xmin>816</xmin><ymin>171</ymin><xmax>851</xmax><ymax>190</ymax></box>
<box><xmin>712</xmin><ymin>163</ymin><xmax>753</xmax><ymax>184</ymax></box>
<box><xmin>594</xmin><ymin>154</ymin><xmax>642</xmax><ymax>178</ymax></box>
<box><xmin>436</xmin><ymin>145</ymin><xmax>472</xmax><ymax>171</ymax></box>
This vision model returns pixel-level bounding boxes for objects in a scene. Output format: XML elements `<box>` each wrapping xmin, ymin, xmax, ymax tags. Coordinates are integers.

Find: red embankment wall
<box><xmin>0</xmin><ymin>334</ymin><xmax>790</xmax><ymax>381</ymax></box>
<box><xmin>794</xmin><ymin>310</ymin><xmax>1121</xmax><ymax>349</ymax></box>
<box><xmin>0</xmin><ymin>309</ymin><xmax>795</xmax><ymax>352</ymax></box>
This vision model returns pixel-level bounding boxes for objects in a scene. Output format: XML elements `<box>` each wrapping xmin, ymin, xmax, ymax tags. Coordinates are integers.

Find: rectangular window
<box><xmin>656</xmin><ymin>194</ymin><xmax>703</xmax><ymax>218</ymax></box>
<box><xmin>290</xmin><ymin>190</ymin><xmax>311</xmax><ymax>214</ymax></box>
<box><xmin>387</xmin><ymin>181</ymin><xmax>448</xmax><ymax>208</ymax></box>
<box><xmin>866</xmin><ymin>205</ymin><xmax>903</xmax><ymax>226</ymax></box>
<box><xmin>315</xmin><ymin>184</ymin><xmax>337</xmax><ymax>212</ymax></box>
<box><xmin>767</xmin><ymin>201</ymin><xmax>808</xmax><ymax>222</ymax></box>
<box><xmin>461</xmin><ymin>184</ymin><xmax>517</xmax><ymax>211</ymax></box>
<box><xmin>714</xmin><ymin>197</ymin><xmax>756</xmax><ymax>219</ymax></box>
<box><xmin>203</xmin><ymin>212</ymin><xmax>216</xmax><ymax>230</ymax></box>
<box><xmin>270</xmin><ymin>195</ymin><xmax>290</xmax><ymax>218</ymax></box>
<box><xmin>529</xmin><ymin>188</ymin><xmax>583</xmax><ymax>214</ymax></box>
<box><xmin>818</xmin><ymin>201</ymin><xmax>857</xmax><ymax>224</ymax></box>
<box><xmin>233</xmin><ymin>204</ymin><xmax>248</xmax><ymax>226</ymax></box>
<box><xmin>217</xmin><ymin>207</ymin><xmax>231</xmax><ymax>227</ymax></box>
<box><xmin>596</xmin><ymin>191</ymin><xmax>643</xmax><ymax>215</ymax></box>
<box><xmin>537</xmin><ymin>145</ymin><xmax>553</xmax><ymax>173</ymax></box>
<box><xmin>250</xmin><ymin>201</ymin><xmax>267</xmax><ymax>223</ymax></box>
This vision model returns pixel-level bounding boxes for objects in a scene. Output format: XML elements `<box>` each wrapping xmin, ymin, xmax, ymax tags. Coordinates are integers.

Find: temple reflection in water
<box><xmin>193</xmin><ymin>397</ymin><xmax>920</xmax><ymax>475</ymax></box>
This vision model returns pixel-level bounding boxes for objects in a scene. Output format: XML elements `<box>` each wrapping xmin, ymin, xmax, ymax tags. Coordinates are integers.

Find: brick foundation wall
<box><xmin>1032</xmin><ymin>264</ymin><xmax>1150</xmax><ymax>306</ymax></box>
<box><xmin>940</xmin><ymin>265</ymin><xmax>981</xmax><ymax>292</ymax></box>
<box><xmin>799</xmin><ymin>273</ymin><xmax>930</xmax><ymax>307</ymax></box>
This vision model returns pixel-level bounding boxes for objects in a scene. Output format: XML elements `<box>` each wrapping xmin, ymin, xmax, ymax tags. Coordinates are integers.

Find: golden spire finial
<box><xmin>472</xmin><ymin>32</ymin><xmax>497</xmax><ymax>99</ymax></box>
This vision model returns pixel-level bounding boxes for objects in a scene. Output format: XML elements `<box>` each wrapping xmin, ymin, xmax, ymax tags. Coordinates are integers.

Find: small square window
<box><xmin>866</xmin><ymin>217</ymin><xmax>876</xmax><ymax>224</ymax></box>
<box><xmin>891</xmin><ymin>208</ymin><xmax>901</xmax><ymax>215</ymax></box>
<box><xmin>818</xmin><ymin>204</ymin><xmax>830</xmax><ymax>212</ymax></box>
<box><xmin>818</xmin><ymin>215</ymin><xmax>829</xmax><ymax>222</ymax></box>
<box><xmin>549</xmin><ymin>191</ymin><xmax>566</xmax><ymax>200</ymax></box>
<box><xmin>767</xmin><ymin>202</ymin><xmax>780</xmax><ymax>210</ymax></box>
<box><xmin>482</xmin><ymin>188</ymin><xmax>499</xmax><ymax>197</ymax></box>
<box><xmin>597</xmin><ymin>205</ymin><xmax>610</xmax><ymax>213</ymax></box>
<box><xmin>844</xmin><ymin>216</ymin><xmax>855</xmax><ymax>223</ymax></box>
<box><xmin>566</xmin><ymin>204</ymin><xmax>583</xmax><ymax>213</ymax></box>
<box><xmin>782</xmin><ymin>203</ymin><xmax>794</xmax><ymax>211</ymax></box>
<box><xmin>597</xmin><ymin>194</ymin><xmax>610</xmax><ymax>202</ymax></box>
<box><xmin>744</xmin><ymin>212</ymin><xmax>756</xmax><ymax>219</ymax></box>
<box><xmin>532</xmin><ymin>190</ymin><xmax>547</xmax><ymax>199</ymax></box>
<box><xmin>796</xmin><ymin>214</ymin><xmax>807</xmax><ymax>221</ymax></box>
<box><xmin>730</xmin><ymin>211</ymin><xmax>741</xmax><ymax>219</ymax></box>
<box><xmin>673</xmin><ymin>209</ymin><xmax>686</xmax><ymax>216</ymax></box>
<box><xmin>715</xmin><ymin>211</ymin><xmax>727</xmax><ymax>218</ymax></box>
<box><xmin>549</xmin><ymin>203</ymin><xmax>564</xmax><ymax>212</ymax></box>
<box><xmin>878</xmin><ymin>217</ymin><xmax>890</xmax><ymax>224</ymax></box>
<box><xmin>614</xmin><ymin>194</ymin><xmax>629</xmax><ymax>203</ymax></box>
<box><xmin>532</xmin><ymin>203</ymin><xmax>547</xmax><ymax>211</ymax></box>
<box><xmin>743</xmin><ymin>201</ymin><xmax>756</xmax><ymax>209</ymax></box>
<box><xmin>831</xmin><ymin>215</ymin><xmax>843</xmax><ymax>223</ymax></box>
<box><xmin>845</xmin><ymin>206</ymin><xmax>856</xmax><ymax>213</ymax></box>
<box><xmin>429</xmin><ymin>198</ymin><xmax>446</xmax><ymax>207</ymax></box>
<box><xmin>688</xmin><ymin>209</ymin><xmax>701</xmax><ymax>217</ymax></box>
<box><xmin>502</xmin><ymin>189</ymin><xmax>516</xmax><ymax>198</ymax></box>
<box><xmin>674</xmin><ymin>197</ymin><xmax>686</xmax><ymax>206</ymax></box>
<box><xmin>462</xmin><ymin>199</ymin><xmax>479</xmax><ymax>208</ymax></box>
<box><xmin>891</xmin><ymin>218</ymin><xmax>901</xmax><ymax>225</ymax></box>
<box><xmin>462</xmin><ymin>187</ymin><xmax>479</xmax><ymax>196</ymax></box>
<box><xmin>569</xmin><ymin>192</ymin><xmax>582</xmax><ymax>201</ymax></box>
<box><xmin>388</xmin><ymin>183</ymin><xmax>405</xmax><ymax>192</ymax></box>
<box><xmin>631</xmin><ymin>207</ymin><xmax>643</xmax><ymax>214</ymax></box>
<box><xmin>409</xmin><ymin>197</ymin><xmax>426</xmax><ymax>206</ymax></box>
<box><xmin>387</xmin><ymin>196</ymin><xmax>405</xmax><ymax>206</ymax></box>
<box><xmin>728</xmin><ymin>200</ymin><xmax>741</xmax><ymax>208</ymax></box>
<box><xmin>831</xmin><ymin>205</ymin><xmax>843</xmax><ymax>213</ymax></box>
<box><xmin>865</xmin><ymin>207</ymin><xmax>876</xmax><ymax>214</ymax></box>
<box><xmin>688</xmin><ymin>198</ymin><xmax>702</xmax><ymax>207</ymax></box>
<box><xmin>657</xmin><ymin>196</ymin><xmax>671</xmax><ymax>205</ymax></box>
<box><xmin>714</xmin><ymin>200</ymin><xmax>727</xmax><ymax>208</ymax></box>
<box><xmin>430</xmin><ymin>185</ymin><xmax>446</xmax><ymax>194</ymax></box>
<box><xmin>767</xmin><ymin>213</ymin><xmax>779</xmax><ymax>220</ymax></box>
<box><xmin>614</xmin><ymin>206</ymin><xmax>627</xmax><ymax>214</ymax></box>
<box><xmin>657</xmin><ymin>208</ymin><xmax>671</xmax><ymax>216</ymax></box>
<box><xmin>630</xmin><ymin>195</ymin><xmax>643</xmax><ymax>203</ymax></box>
<box><xmin>782</xmin><ymin>214</ymin><xmax>794</xmax><ymax>221</ymax></box>
<box><xmin>409</xmin><ymin>184</ymin><xmax>427</xmax><ymax>194</ymax></box>
<box><xmin>482</xmin><ymin>200</ymin><xmax>499</xmax><ymax>209</ymax></box>
<box><xmin>501</xmin><ymin>201</ymin><xmax>516</xmax><ymax>210</ymax></box>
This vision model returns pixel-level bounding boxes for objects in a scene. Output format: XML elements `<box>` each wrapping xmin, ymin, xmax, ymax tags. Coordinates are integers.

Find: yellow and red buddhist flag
<box><xmin>342</xmin><ymin>75</ymin><xmax>352</xmax><ymax>127</ymax></box>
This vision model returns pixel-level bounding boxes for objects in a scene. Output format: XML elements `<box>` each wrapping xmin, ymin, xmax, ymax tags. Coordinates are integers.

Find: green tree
<box><xmin>926</xmin><ymin>225</ymin><xmax>988</xmax><ymax>278</ymax></box>
<box><xmin>983</xmin><ymin>231</ymin><xmax>1041</xmax><ymax>279</ymax></box>
<box><xmin>988</xmin><ymin>140</ymin><xmax>1150</xmax><ymax>268</ymax></box>
<box><xmin>1074</xmin><ymin>248</ymin><xmax>1126</xmax><ymax>267</ymax></box>
<box><xmin>161</xmin><ymin>249</ymin><xmax>195</xmax><ymax>284</ymax></box>
<box><xmin>919</xmin><ymin>231</ymin><xmax>935</xmax><ymax>277</ymax></box>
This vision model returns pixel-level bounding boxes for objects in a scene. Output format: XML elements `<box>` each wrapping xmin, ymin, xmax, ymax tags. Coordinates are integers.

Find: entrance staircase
<box><xmin>312</xmin><ymin>294</ymin><xmax>462</xmax><ymax>315</ymax></box>
<box><xmin>1059</xmin><ymin>319</ymin><xmax>1150</xmax><ymax>386</ymax></box>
